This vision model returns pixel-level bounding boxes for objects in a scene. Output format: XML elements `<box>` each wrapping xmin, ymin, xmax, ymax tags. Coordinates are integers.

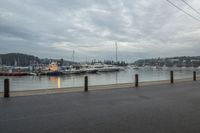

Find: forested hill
<box><xmin>133</xmin><ymin>56</ymin><xmax>200</xmax><ymax>67</ymax></box>
<box><xmin>0</xmin><ymin>53</ymin><xmax>40</xmax><ymax>66</ymax></box>
<box><xmin>0</xmin><ymin>53</ymin><xmax>74</xmax><ymax>66</ymax></box>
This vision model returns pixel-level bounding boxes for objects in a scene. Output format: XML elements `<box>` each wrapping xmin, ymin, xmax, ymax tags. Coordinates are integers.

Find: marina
<box><xmin>0</xmin><ymin>66</ymin><xmax>199</xmax><ymax>92</ymax></box>
<box><xmin>1</xmin><ymin>0</ymin><xmax>200</xmax><ymax>132</ymax></box>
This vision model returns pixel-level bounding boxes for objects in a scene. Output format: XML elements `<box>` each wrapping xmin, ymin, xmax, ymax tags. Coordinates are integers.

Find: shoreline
<box><xmin>0</xmin><ymin>76</ymin><xmax>199</xmax><ymax>97</ymax></box>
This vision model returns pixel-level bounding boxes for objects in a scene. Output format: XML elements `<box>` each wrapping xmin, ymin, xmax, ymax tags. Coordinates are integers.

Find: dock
<box><xmin>1</xmin><ymin>80</ymin><xmax>200</xmax><ymax>133</ymax></box>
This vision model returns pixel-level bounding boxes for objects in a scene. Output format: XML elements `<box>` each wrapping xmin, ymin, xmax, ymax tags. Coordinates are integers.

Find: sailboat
<box><xmin>98</xmin><ymin>42</ymin><xmax>123</xmax><ymax>72</ymax></box>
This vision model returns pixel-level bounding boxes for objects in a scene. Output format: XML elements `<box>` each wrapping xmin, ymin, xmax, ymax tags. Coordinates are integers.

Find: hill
<box><xmin>133</xmin><ymin>56</ymin><xmax>200</xmax><ymax>67</ymax></box>
<box><xmin>0</xmin><ymin>53</ymin><xmax>74</xmax><ymax>66</ymax></box>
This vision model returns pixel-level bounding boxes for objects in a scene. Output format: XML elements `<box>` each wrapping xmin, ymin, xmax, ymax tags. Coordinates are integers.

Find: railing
<box><xmin>2</xmin><ymin>71</ymin><xmax>198</xmax><ymax>98</ymax></box>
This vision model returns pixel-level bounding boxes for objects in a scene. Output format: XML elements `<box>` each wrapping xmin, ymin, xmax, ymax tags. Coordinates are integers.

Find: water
<box><xmin>0</xmin><ymin>68</ymin><xmax>199</xmax><ymax>92</ymax></box>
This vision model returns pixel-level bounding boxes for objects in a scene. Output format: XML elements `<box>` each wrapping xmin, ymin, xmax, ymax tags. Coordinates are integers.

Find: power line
<box><xmin>181</xmin><ymin>0</ymin><xmax>200</xmax><ymax>16</ymax></box>
<box><xmin>165</xmin><ymin>0</ymin><xmax>200</xmax><ymax>22</ymax></box>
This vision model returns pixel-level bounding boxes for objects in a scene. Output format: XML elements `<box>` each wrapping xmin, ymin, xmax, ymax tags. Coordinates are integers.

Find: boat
<box><xmin>67</xmin><ymin>69</ymin><xmax>87</xmax><ymax>74</ymax></box>
<box><xmin>89</xmin><ymin>64</ymin><xmax>121</xmax><ymax>72</ymax></box>
<box><xmin>28</xmin><ymin>72</ymin><xmax>37</xmax><ymax>76</ymax></box>
<box><xmin>45</xmin><ymin>62</ymin><xmax>63</xmax><ymax>76</ymax></box>
<box><xmin>155</xmin><ymin>66</ymin><xmax>162</xmax><ymax>70</ymax></box>
<box><xmin>46</xmin><ymin>71</ymin><xmax>63</xmax><ymax>76</ymax></box>
<box><xmin>133</xmin><ymin>66</ymin><xmax>139</xmax><ymax>70</ymax></box>
<box><xmin>98</xmin><ymin>65</ymin><xmax>121</xmax><ymax>72</ymax></box>
<box><xmin>0</xmin><ymin>72</ymin><xmax>29</xmax><ymax>76</ymax></box>
<box><xmin>80</xmin><ymin>64</ymin><xmax>99</xmax><ymax>73</ymax></box>
<box><xmin>81</xmin><ymin>64</ymin><xmax>99</xmax><ymax>73</ymax></box>
<box><xmin>85</xmin><ymin>68</ymin><xmax>98</xmax><ymax>73</ymax></box>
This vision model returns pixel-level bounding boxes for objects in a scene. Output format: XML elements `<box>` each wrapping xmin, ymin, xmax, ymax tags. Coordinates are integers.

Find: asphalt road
<box><xmin>1</xmin><ymin>81</ymin><xmax>200</xmax><ymax>133</ymax></box>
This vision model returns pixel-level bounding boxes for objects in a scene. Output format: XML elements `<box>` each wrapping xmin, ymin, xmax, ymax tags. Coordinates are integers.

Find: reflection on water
<box><xmin>48</xmin><ymin>77</ymin><xmax>61</xmax><ymax>89</ymax></box>
<box><xmin>58</xmin><ymin>77</ymin><xmax>61</xmax><ymax>88</ymax></box>
<box><xmin>115</xmin><ymin>72</ymin><xmax>118</xmax><ymax>84</ymax></box>
<box><xmin>0</xmin><ymin>68</ymin><xmax>199</xmax><ymax>92</ymax></box>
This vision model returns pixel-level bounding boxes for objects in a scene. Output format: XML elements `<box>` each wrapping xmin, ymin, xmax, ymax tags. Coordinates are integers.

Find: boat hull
<box><xmin>0</xmin><ymin>72</ymin><xmax>29</xmax><ymax>76</ymax></box>
<box><xmin>46</xmin><ymin>71</ymin><xmax>63</xmax><ymax>76</ymax></box>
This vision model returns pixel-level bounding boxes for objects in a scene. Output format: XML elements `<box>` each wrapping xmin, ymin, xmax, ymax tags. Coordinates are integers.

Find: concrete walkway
<box><xmin>1</xmin><ymin>80</ymin><xmax>200</xmax><ymax>133</ymax></box>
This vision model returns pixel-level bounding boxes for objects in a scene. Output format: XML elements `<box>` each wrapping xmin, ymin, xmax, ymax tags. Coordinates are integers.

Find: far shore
<box><xmin>0</xmin><ymin>76</ymin><xmax>199</xmax><ymax>97</ymax></box>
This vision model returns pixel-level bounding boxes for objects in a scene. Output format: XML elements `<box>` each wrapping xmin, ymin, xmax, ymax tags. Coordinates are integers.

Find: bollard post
<box><xmin>84</xmin><ymin>76</ymin><xmax>88</xmax><ymax>92</ymax></box>
<box><xmin>170</xmin><ymin>71</ymin><xmax>174</xmax><ymax>84</ymax></box>
<box><xmin>4</xmin><ymin>79</ymin><xmax>10</xmax><ymax>98</ymax></box>
<box><xmin>193</xmin><ymin>71</ymin><xmax>196</xmax><ymax>81</ymax></box>
<box><xmin>135</xmin><ymin>74</ymin><xmax>139</xmax><ymax>87</ymax></box>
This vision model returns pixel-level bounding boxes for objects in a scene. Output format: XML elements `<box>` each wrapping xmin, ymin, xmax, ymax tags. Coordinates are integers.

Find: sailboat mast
<box><xmin>115</xmin><ymin>41</ymin><xmax>118</xmax><ymax>63</ymax></box>
<box><xmin>72</xmin><ymin>50</ymin><xmax>75</xmax><ymax>63</ymax></box>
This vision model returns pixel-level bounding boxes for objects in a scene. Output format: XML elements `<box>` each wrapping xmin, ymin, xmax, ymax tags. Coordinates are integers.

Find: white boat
<box><xmin>29</xmin><ymin>72</ymin><xmax>37</xmax><ymax>76</ymax></box>
<box><xmin>64</xmin><ymin>68</ymin><xmax>86</xmax><ymax>74</ymax></box>
<box><xmin>89</xmin><ymin>64</ymin><xmax>121</xmax><ymax>72</ymax></box>
<box><xmin>132</xmin><ymin>65</ymin><xmax>139</xmax><ymax>69</ymax></box>
<box><xmin>80</xmin><ymin>64</ymin><xmax>99</xmax><ymax>73</ymax></box>
<box><xmin>162</xmin><ymin>66</ymin><xmax>169</xmax><ymax>71</ymax></box>
<box><xmin>98</xmin><ymin>65</ymin><xmax>121</xmax><ymax>72</ymax></box>
<box><xmin>84</xmin><ymin>68</ymin><xmax>98</xmax><ymax>73</ymax></box>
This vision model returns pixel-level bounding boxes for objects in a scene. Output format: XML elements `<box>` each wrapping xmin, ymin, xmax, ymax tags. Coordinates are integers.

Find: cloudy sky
<box><xmin>0</xmin><ymin>0</ymin><xmax>200</xmax><ymax>62</ymax></box>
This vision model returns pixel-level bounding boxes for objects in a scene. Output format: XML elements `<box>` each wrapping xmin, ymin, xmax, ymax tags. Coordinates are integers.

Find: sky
<box><xmin>0</xmin><ymin>0</ymin><xmax>200</xmax><ymax>62</ymax></box>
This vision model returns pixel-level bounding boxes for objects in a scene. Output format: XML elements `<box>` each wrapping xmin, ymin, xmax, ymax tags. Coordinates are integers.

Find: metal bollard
<box><xmin>4</xmin><ymin>79</ymin><xmax>10</xmax><ymax>98</ymax></box>
<box><xmin>193</xmin><ymin>71</ymin><xmax>196</xmax><ymax>81</ymax></box>
<box><xmin>170</xmin><ymin>71</ymin><xmax>174</xmax><ymax>84</ymax></box>
<box><xmin>135</xmin><ymin>74</ymin><xmax>139</xmax><ymax>87</ymax></box>
<box><xmin>84</xmin><ymin>76</ymin><xmax>88</xmax><ymax>92</ymax></box>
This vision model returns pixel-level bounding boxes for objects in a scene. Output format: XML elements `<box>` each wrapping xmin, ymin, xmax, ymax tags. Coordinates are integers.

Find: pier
<box><xmin>1</xmin><ymin>79</ymin><xmax>200</xmax><ymax>133</ymax></box>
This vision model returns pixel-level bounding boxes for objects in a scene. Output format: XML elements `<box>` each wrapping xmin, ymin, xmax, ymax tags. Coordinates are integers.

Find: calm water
<box><xmin>0</xmin><ymin>68</ymin><xmax>199</xmax><ymax>92</ymax></box>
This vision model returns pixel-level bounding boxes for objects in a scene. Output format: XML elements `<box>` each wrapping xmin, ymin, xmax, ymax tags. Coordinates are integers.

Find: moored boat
<box><xmin>67</xmin><ymin>69</ymin><xmax>87</xmax><ymax>74</ymax></box>
<box><xmin>0</xmin><ymin>72</ymin><xmax>29</xmax><ymax>76</ymax></box>
<box><xmin>46</xmin><ymin>71</ymin><xmax>63</xmax><ymax>76</ymax></box>
<box><xmin>98</xmin><ymin>66</ymin><xmax>120</xmax><ymax>72</ymax></box>
<box><xmin>85</xmin><ymin>68</ymin><xmax>98</xmax><ymax>73</ymax></box>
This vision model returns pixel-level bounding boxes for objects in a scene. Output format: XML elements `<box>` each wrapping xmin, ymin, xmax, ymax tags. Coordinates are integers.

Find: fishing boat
<box><xmin>46</xmin><ymin>62</ymin><xmax>63</xmax><ymax>76</ymax></box>
<box><xmin>46</xmin><ymin>71</ymin><xmax>63</xmax><ymax>76</ymax></box>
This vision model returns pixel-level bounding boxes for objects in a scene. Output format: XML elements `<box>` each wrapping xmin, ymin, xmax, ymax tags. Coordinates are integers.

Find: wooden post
<box><xmin>170</xmin><ymin>71</ymin><xmax>174</xmax><ymax>84</ymax></box>
<box><xmin>4</xmin><ymin>79</ymin><xmax>10</xmax><ymax>98</ymax></box>
<box><xmin>84</xmin><ymin>76</ymin><xmax>88</xmax><ymax>92</ymax></box>
<box><xmin>135</xmin><ymin>74</ymin><xmax>139</xmax><ymax>87</ymax></box>
<box><xmin>193</xmin><ymin>71</ymin><xmax>196</xmax><ymax>81</ymax></box>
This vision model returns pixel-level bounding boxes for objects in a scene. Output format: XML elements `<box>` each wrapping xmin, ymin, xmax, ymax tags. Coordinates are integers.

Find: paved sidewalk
<box><xmin>1</xmin><ymin>80</ymin><xmax>200</xmax><ymax>133</ymax></box>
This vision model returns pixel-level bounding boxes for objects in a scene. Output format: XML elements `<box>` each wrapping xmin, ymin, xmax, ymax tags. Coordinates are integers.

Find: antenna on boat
<box><xmin>115</xmin><ymin>41</ymin><xmax>118</xmax><ymax>64</ymax></box>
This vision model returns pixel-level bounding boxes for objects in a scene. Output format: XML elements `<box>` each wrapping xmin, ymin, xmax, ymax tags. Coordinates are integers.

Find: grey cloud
<box><xmin>0</xmin><ymin>0</ymin><xmax>200</xmax><ymax>62</ymax></box>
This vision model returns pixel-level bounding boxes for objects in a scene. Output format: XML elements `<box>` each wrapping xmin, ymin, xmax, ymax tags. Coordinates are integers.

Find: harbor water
<box><xmin>0</xmin><ymin>67</ymin><xmax>199</xmax><ymax>92</ymax></box>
